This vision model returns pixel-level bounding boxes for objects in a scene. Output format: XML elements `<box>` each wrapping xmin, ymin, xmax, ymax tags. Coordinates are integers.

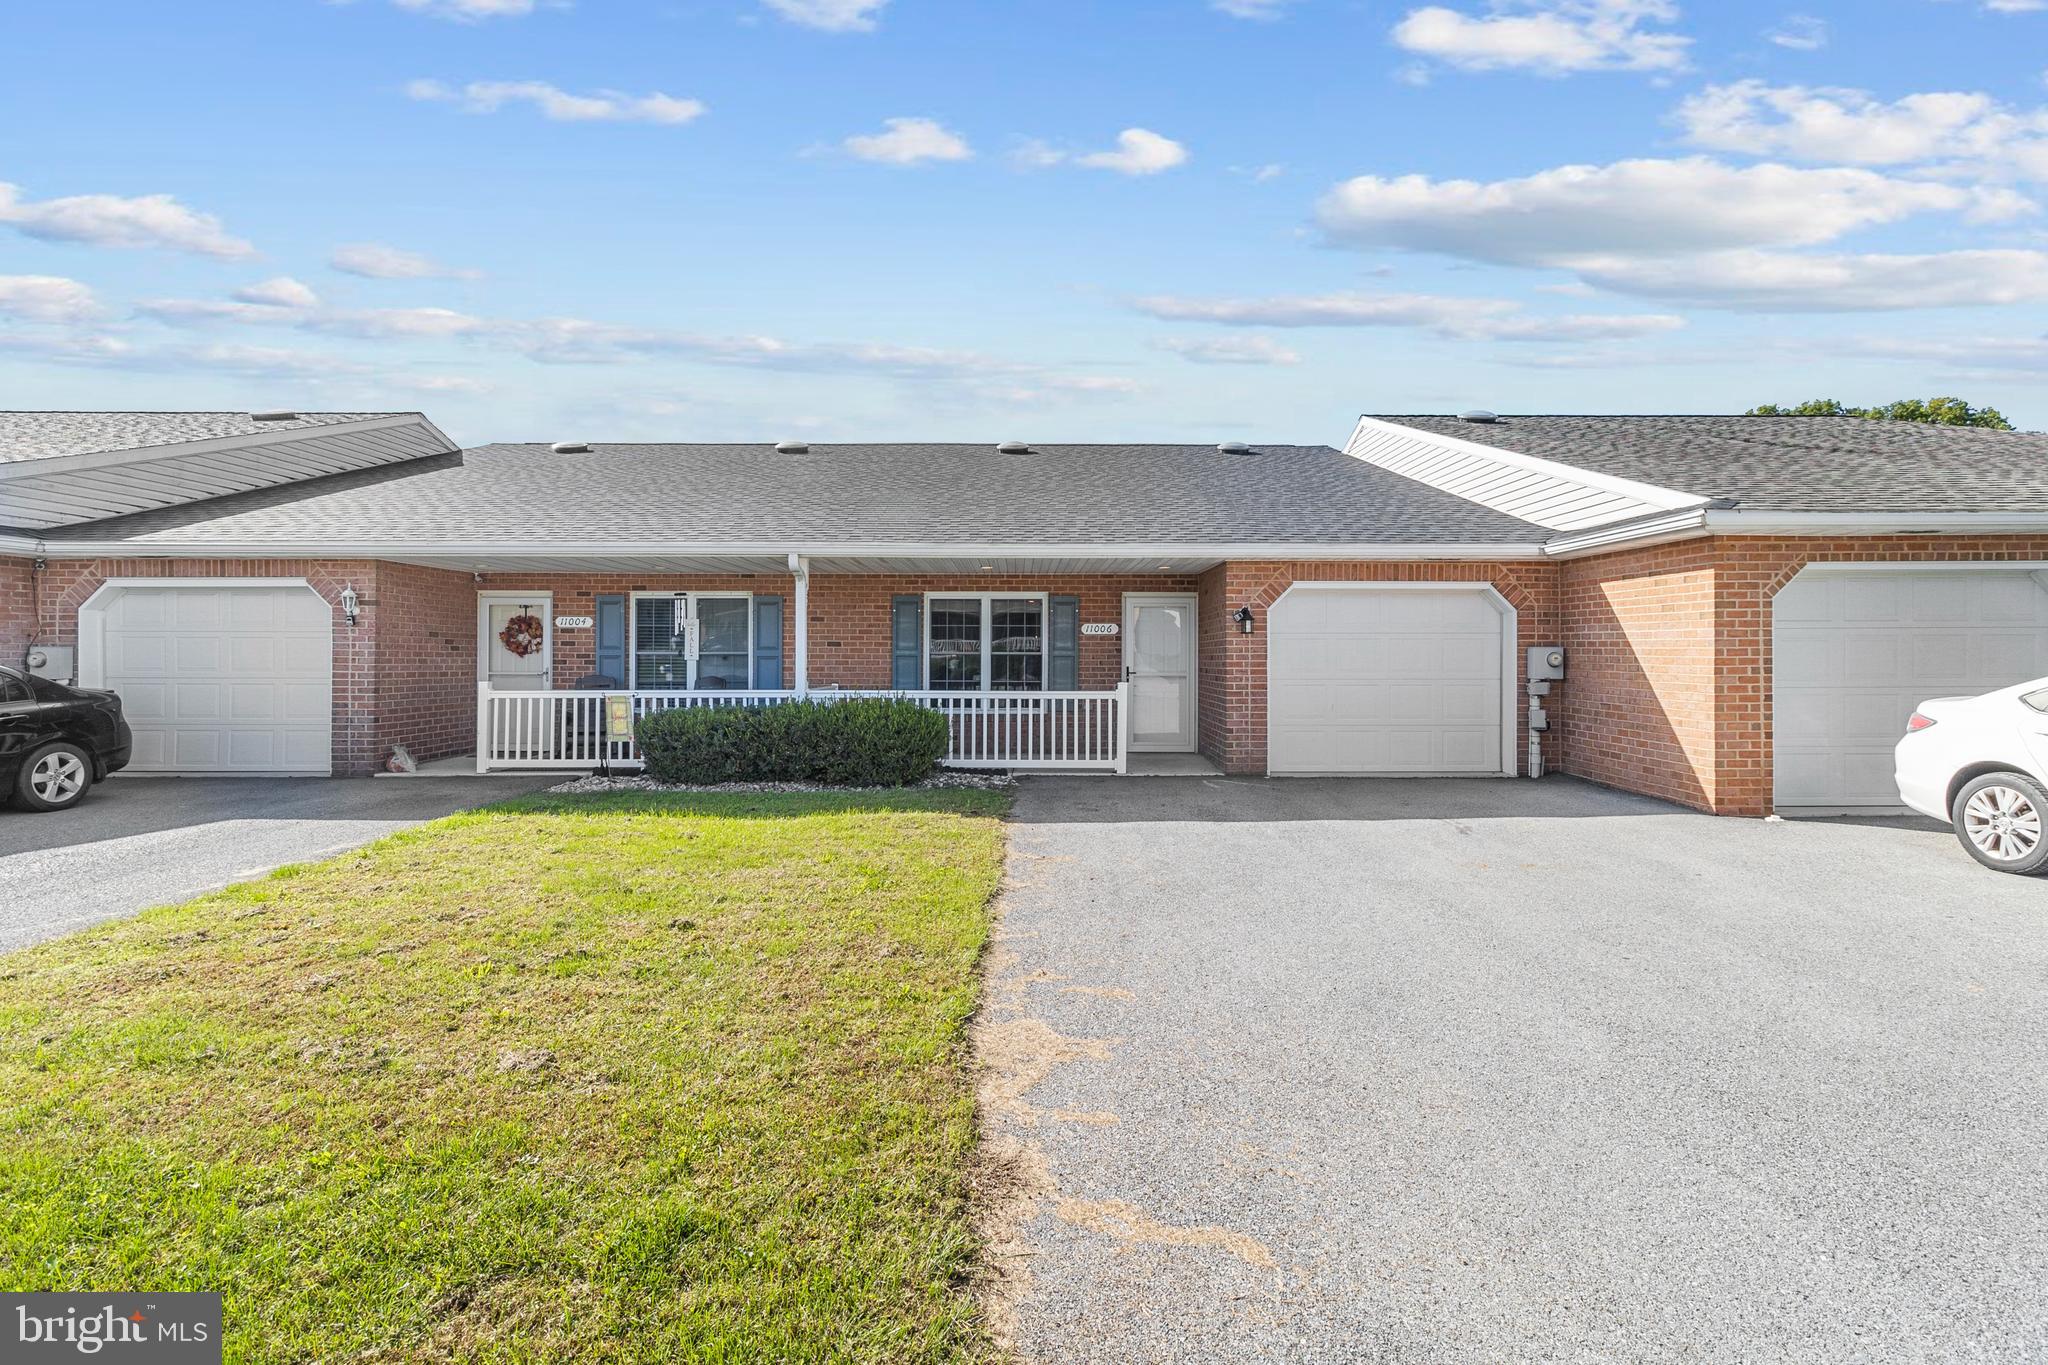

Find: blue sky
<box><xmin>3</xmin><ymin>0</ymin><xmax>2046</xmax><ymax>446</ymax></box>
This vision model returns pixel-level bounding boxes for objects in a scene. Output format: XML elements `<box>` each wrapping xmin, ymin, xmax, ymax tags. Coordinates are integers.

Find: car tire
<box><xmin>12</xmin><ymin>741</ymin><xmax>94</xmax><ymax>813</ymax></box>
<box><xmin>1951</xmin><ymin>771</ymin><xmax>2048</xmax><ymax>876</ymax></box>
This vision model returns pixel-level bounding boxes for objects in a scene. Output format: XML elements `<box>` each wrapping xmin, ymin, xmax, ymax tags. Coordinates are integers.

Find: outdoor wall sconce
<box><xmin>1233</xmin><ymin>605</ymin><xmax>1255</xmax><ymax>635</ymax></box>
<box><xmin>340</xmin><ymin>583</ymin><xmax>360</xmax><ymax>626</ymax></box>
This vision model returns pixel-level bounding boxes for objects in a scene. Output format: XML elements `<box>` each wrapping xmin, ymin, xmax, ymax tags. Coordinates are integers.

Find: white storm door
<box><xmin>480</xmin><ymin>596</ymin><xmax>554</xmax><ymax>691</ymax></box>
<box><xmin>1123</xmin><ymin>594</ymin><xmax>1197</xmax><ymax>751</ymax></box>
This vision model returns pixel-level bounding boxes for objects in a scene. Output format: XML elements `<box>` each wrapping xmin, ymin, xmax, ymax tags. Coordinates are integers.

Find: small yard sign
<box><xmin>1081</xmin><ymin>623</ymin><xmax>1120</xmax><ymax>636</ymax></box>
<box><xmin>554</xmin><ymin>614</ymin><xmax>594</xmax><ymax>629</ymax></box>
<box><xmin>605</xmin><ymin>693</ymin><xmax>634</xmax><ymax>741</ymax></box>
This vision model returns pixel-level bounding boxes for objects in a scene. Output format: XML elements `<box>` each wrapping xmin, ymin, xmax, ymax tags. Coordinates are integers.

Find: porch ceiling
<box><xmin>376</xmin><ymin>552</ymin><xmax>1224</xmax><ymax>575</ymax></box>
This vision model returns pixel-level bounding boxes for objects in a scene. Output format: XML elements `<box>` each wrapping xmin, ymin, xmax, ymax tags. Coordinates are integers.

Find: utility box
<box><xmin>24</xmin><ymin>645</ymin><xmax>74</xmax><ymax>682</ymax></box>
<box><xmin>1527</xmin><ymin>645</ymin><xmax>1567</xmax><ymax>682</ymax></box>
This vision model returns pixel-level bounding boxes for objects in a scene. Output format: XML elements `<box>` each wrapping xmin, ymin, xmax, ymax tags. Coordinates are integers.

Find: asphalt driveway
<box><xmin>982</xmin><ymin>775</ymin><xmax>2048</xmax><ymax>1364</ymax></box>
<box><xmin>0</xmin><ymin>773</ymin><xmax>555</xmax><ymax>953</ymax></box>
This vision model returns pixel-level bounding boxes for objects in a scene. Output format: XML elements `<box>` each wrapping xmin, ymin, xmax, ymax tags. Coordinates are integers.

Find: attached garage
<box><xmin>1773</xmin><ymin>565</ymin><xmax>2048</xmax><ymax>811</ymax></box>
<box><xmin>1266</xmin><ymin>583</ymin><xmax>1516</xmax><ymax>776</ymax></box>
<box><xmin>79</xmin><ymin>581</ymin><xmax>333</xmax><ymax>775</ymax></box>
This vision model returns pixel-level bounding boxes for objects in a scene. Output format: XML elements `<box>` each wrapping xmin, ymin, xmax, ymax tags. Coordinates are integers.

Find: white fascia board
<box><xmin>10</xmin><ymin>538</ymin><xmax>1548</xmax><ymax>562</ymax></box>
<box><xmin>1348</xmin><ymin>416</ymin><xmax>1707</xmax><ymax>515</ymax></box>
<box><xmin>0</xmin><ymin>413</ymin><xmax>450</xmax><ymax>484</ymax></box>
<box><xmin>1541</xmin><ymin>508</ymin><xmax>1711</xmax><ymax>558</ymax></box>
<box><xmin>1700</xmin><ymin>510</ymin><xmax>2048</xmax><ymax>535</ymax></box>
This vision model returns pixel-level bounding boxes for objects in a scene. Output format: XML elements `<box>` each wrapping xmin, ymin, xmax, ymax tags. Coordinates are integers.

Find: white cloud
<box><xmin>1074</xmin><ymin>128</ymin><xmax>1190</xmax><ymax>175</ymax></box>
<box><xmin>763</xmin><ymin>0</ymin><xmax>887</xmax><ymax>30</ymax></box>
<box><xmin>1984</xmin><ymin>0</ymin><xmax>2046</xmax><ymax>10</ymax></box>
<box><xmin>391</xmin><ymin>0</ymin><xmax>538</xmax><ymax>16</ymax></box>
<box><xmin>1212</xmin><ymin>0</ymin><xmax>1295</xmax><ymax>18</ymax></box>
<box><xmin>1763</xmin><ymin>13</ymin><xmax>1827</xmax><ymax>48</ymax></box>
<box><xmin>842</xmin><ymin>117</ymin><xmax>973</xmax><ymax>165</ymax></box>
<box><xmin>1316</xmin><ymin>157</ymin><xmax>2031</xmax><ymax>264</ymax></box>
<box><xmin>1674</xmin><ymin>80</ymin><xmax>2048</xmax><ymax>178</ymax></box>
<box><xmin>0</xmin><ymin>181</ymin><xmax>254</xmax><ymax>259</ymax></box>
<box><xmin>1390</xmin><ymin>0</ymin><xmax>1689</xmax><ymax>76</ymax></box>
<box><xmin>1132</xmin><ymin>290</ymin><xmax>1684</xmax><ymax>340</ymax></box>
<box><xmin>406</xmin><ymin>79</ymin><xmax>705</xmax><ymax>124</ymax></box>
<box><xmin>233</xmin><ymin>277</ymin><xmax>321</xmax><ymax>309</ymax></box>
<box><xmin>0</xmin><ymin>274</ymin><xmax>101</xmax><ymax>323</ymax></box>
<box><xmin>1155</xmin><ymin>335</ymin><xmax>1304</xmax><ymax>364</ymax></box>
<box><xmin>1569</xmin><ymin>247</ymin><xmax>2048</xmax><ymax>310</ymax></box>
<box><xmin>331</xmin><ymin>242</ymin><xmax>483</xmax><ymax>280</ymax></box>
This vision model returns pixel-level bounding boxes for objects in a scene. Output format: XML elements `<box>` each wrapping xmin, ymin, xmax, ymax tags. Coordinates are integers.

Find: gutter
<box><xmin>0</xmin><ymin>538</ymin><xmax>1549</xmax><ymax>562</ymax></box>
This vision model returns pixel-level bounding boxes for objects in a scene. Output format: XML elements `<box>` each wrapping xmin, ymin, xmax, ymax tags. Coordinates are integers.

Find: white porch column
<box><xmin>788</xmin><ymin>552</ymin><xmax>810</xmax><ymax>696</ymax></box>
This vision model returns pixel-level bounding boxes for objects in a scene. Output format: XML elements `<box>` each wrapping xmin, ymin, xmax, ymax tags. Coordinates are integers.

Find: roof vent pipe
<box><xmin>996</xmin><ymin>439</ymin><xmax>1031</xmax><ymax>454</ymax></box>
<box><xmin>249</xmin><ymin>410</ymin><xmax>298</xmax><ymax>422</ymax></box>
<box><xmin>1457</xmin><ymin>409</ymin><xmax>1500</xmax><ymax>424</ymax></box>
<box><xmin>774</xmin><ymin>439</ymin><xmax>809</xmax><ymax>454</ymax></box>
<box><xmin>1218</xmin><ymin>440</ymin><xmax>1251</xmax><ymax>455</ymax></box>
<box><xmin>550</xmin><ymin>440</ymin><xmax>592</xmax><ymax>454</ymax></box>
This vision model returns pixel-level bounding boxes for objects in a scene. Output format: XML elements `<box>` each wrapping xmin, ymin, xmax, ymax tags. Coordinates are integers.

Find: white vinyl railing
<box><xmin>476</xmin><ymin>682</ymin><xmax>1129</xmax><ymax>774</ymax></box>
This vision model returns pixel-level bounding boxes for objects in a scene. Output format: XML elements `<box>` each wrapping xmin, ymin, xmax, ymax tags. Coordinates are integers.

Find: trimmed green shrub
<box><xmin>635</xmin><ymin>697</ymin><xmax>952</xmax><ymax>786</ymax></box>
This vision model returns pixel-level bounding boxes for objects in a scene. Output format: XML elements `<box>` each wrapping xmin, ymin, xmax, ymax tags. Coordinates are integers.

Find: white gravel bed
<box><xmin>548</xmin><ymin>770</ymin><xmax>1014</xmax><ymax>796</ymax></box>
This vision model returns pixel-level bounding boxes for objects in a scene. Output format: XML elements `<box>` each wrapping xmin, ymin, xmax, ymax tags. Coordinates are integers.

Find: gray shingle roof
<box><xmin>49</xmin><ymin>442</ymin><xmax>1547</xmax><ymax>547</ymax></box>
<box><xmin>0</xmin><ymin>411</ymin><xmax>413</xmax><ymax>464</ymax></box>
<box><xmin>1375</xmin><ymin>414</ymin><xmax>2048</xmax><ymax>515</ymax></box>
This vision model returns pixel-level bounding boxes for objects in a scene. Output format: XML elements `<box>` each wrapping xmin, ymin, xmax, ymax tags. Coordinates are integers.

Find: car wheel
<box><xmin>13</xmin><ymin>741</ymin><xmax>94</xmax><ymax>813</ymax></box>
<box><xmin>1951</xmin><ymin>772</ymin><xmax>2048</xmax><ymax>876</ymax></box>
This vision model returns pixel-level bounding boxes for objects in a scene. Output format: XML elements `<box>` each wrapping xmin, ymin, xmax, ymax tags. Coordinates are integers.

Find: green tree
<box><xmin>1747</xmin><ymin>396</ymin><xmax>2014</xmax><ymax>429</ymax></box>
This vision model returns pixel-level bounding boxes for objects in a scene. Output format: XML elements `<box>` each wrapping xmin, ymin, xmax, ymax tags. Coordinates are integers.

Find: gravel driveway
<box><xmin>980</xmin><ymin>775</ymin><xmax>2048</xmax><ymax>1364</ymax></box>
<box><xmin>0</xmin><ymin>773</ymin><xmax>554</xmax><ymax>952</ymax></box>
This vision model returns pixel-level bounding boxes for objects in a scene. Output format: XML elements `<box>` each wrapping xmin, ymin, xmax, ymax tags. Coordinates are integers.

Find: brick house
<box><xmin>4</xmin><ymin>408</ymin><xmax>2046</xmax><ymax>818</ymax></box>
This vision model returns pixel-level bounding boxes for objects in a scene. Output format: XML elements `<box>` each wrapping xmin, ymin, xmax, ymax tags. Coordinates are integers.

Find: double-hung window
<box><xmin>926</xmin><ymin>594</ymin><xmax>1046</xmax><ymax>693</ymax></box>
<box><xmin>631</xmin><ymin>592</ymin><xmax>753</xmax><ymax>691</ymax></box>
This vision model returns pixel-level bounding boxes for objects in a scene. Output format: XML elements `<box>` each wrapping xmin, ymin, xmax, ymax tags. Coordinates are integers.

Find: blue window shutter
<box><xmin>1049</xmin><ymin>595</ymin><xmax>1080</xmax><ymax>692</ymax></box>
<box><xmin>891</xmin><ymin>595</ymin><xmax>922</xmax><ymax>690</ymax></box>
<box><xmin>753</xmin><ymin>595</ymin><xmax>785</xmax><ymax>690</ymax></box>
<box><xmin>594</xmin><ymin>595</ymin><xmax>626</xmax><ymax>686</ymax></box>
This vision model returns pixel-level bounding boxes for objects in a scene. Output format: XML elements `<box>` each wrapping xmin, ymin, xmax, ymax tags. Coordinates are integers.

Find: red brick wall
<box><xmin>0</xmin><ymin>556</ymin><xmax>32</xmax><ymax>669</ymax></box>
<box><xmin>1557</xmin><ymin>540</ymin><xmax>1720</xmax><ymax>810</ymax></box>
<box><xmin>372</xmin><ymin>562</ymin><xmax>478</xmax><ymax>766</ymax></box>
<box><xmin>1201</xmin><ymin>560</ymin><xmax>1561</xmax><ymax>776</ymax></box>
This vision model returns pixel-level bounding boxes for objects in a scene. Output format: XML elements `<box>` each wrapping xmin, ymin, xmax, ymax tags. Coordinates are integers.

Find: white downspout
<box><xmin>788</xmin><ymin>552</ymin><xmax>810</xmax><ymax>697</ymax></box>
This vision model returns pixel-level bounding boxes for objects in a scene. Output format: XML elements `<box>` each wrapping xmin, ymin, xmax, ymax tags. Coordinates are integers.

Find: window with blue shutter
<box><xmin>593</xmin><ymin>595</ymin><xmax>626</xmax><ymax>687</ymax></box>
<box><xmin>891</xmin><ymin>595</ymin><xmax>922</xmax><ymax>690</ymax></box>
<box><xmin>1048</xmin><ymin>595</ymin><xmax>1079</xmax><ymax>692</ymax></box>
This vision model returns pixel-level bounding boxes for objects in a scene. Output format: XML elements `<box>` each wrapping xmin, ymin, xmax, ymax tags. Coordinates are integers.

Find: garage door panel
<box><xmin>1774</xmin><ymin>568</ymin><xmax>2048</xmax><ymax>809</ymax></box>
<box><xmin>96</xmin><ymin>585</ymin><xmax>332</xmax><ymax>775</ymax></box>
<box><xmin>1268</xmin><ymin>587</ymin><xmax>1507</xmax><ymax>776</ymax></box>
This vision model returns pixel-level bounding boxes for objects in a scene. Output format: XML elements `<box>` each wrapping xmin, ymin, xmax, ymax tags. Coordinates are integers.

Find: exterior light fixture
<box><xmin>340</xmin><ymin>583</ymin><xmax>360</xmax><ymax>626</ymax></box>
<box><xmin>1233</xmin><ymin>605</ymin><xmax>1255</xmax><ymax>635</ymax></box>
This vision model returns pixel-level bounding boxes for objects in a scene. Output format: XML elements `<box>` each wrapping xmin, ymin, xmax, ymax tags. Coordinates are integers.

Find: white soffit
<box><xmin>0</xmin><ymin>414</ymin><xmax>457</xmax><ymax>531</ymax></box>
<box><xmin>1345</xmin><ymin>416</ymin><xmax>1703</xmax><ymax>533</ymax></box>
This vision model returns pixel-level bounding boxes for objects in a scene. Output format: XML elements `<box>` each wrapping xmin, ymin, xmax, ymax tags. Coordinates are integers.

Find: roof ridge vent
<box><xmin>1457</xmin><ymin>409</ymin><xmax>1500</xmax><ymax>424</ymax></box>
<box><xmin>550</xmin><ymin>440</ymin><xmax>592</xmax><ymax>454</ymax></box>
<box><xmin>774</xmin><ymin>439</ymin><xmax>809</xmax><ymax>454</ymax></box>
<box><xmin>996</xmin><ymin>439</ymin><xmax>1031</xmax><ymax>454</ymax></box>
<box><xmin>249</xmin><ymin>409</ymin><xmax>298</xmax><ymax>422</ymax></box>
<box><xmin>1218</xmin><ymin>440</ymin><xmax>1251</xmax><ymax>455</ymax></box>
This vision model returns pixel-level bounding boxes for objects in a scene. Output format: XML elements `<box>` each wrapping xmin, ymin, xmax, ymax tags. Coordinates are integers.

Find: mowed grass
<box><xmin>0</xmin><ymin>789</ymin><xmax>1009</xmax><ymax>1363</ymax></box>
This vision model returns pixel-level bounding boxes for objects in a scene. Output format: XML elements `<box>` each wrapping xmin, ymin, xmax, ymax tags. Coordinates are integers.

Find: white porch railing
<box><xmin>476</xmin><ymin>682</ymin><xmax>1129</xmax><ymax>774</ymax></box>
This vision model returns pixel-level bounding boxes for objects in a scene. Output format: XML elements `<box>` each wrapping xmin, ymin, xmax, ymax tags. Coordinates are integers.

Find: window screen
<box><xmin>928</xmin><ymin>598</ymin><xmax>983</xmax><ymax>691</ymax></box>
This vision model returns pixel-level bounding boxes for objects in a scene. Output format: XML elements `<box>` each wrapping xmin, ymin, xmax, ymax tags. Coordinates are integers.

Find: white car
<box><xmin>1895</xmin><ymin>677</ymin><xmax>2048</xmax><ymax>876</ymax></box>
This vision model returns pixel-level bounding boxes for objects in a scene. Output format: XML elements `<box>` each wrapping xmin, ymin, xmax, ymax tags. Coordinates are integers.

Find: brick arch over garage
<box><xmin>1195</xmin><ymin>559</ymin><xmax>1561</xmax><ymax>776</ymax></box>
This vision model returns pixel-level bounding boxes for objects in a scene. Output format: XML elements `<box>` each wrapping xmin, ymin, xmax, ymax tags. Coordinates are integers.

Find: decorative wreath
<box><xmin>499</xmin><ymin>611</ymin><xmax>546</xmax><ymax>658</ymax></box>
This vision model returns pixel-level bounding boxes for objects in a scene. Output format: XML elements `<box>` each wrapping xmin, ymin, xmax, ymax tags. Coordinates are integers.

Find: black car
<box><xmin>0</xmin><ymin>664</ymin><xmax>132</xmax><ymax>812</ymax></box>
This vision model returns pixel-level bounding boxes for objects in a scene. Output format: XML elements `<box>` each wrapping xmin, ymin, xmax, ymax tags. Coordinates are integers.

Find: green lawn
<box><xmin>0</xmin><ymin>789</ymin><xmax>1009</xmax><ymax>1364</ymax></box>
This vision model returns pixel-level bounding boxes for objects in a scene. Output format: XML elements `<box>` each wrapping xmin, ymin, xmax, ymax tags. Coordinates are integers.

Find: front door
<box><xmin>480</xmin><ymin>596</ymin><xmax>554</xmax><ymax>690</ymax></box>
<box><xmin>1123</xmin><ymin>594</ymin><xmax>1197</xmax><ymax>751</ymax></box>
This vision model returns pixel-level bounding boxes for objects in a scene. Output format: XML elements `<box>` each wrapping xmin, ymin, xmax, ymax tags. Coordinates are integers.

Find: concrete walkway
<box><xmin>980</xmin><ymin>774</ymin><xmax>2048</xmax><ymax>1364</ymax></box>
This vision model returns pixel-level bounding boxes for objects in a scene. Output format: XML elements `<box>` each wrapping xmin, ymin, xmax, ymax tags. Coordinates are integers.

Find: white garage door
<box><xmin>1267</xmin><ymin>586</ymin><xmax>1510</xmax><ymax>775</ymax></box>
<box><xmin>95</xmin><ymin>585</ymin><xmax>333</xmax><ymax>774</ymax></box>
<box><xmin>1774</xmin><ymin>567</ymin><xmax>2048</xmax><ymax>810</ymax></box>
